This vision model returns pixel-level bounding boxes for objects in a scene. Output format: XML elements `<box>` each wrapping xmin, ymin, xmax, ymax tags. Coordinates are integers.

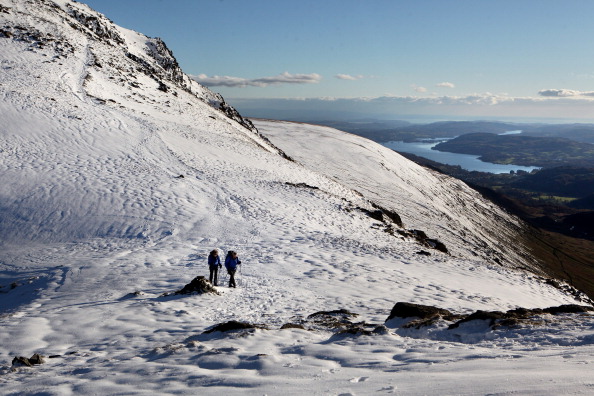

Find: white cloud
<box><xmin>538</xmin><ymin>88</ymin><xmax>594</xmax><ymax>97</ymax></box>
<box><xmin>228</xmin><ymin>93</ymin><xmax>594</xmax><ymax>122</ymax></box>
<box><xmin>335</xmin><ymin>74</ymin><xmax>364</xmax><ymax>80</ymax></box>
<box><xmin>191</xmin><ymin>72</ymin><xmax>322</xmax><ymax>88</ymax></box>
<box><xmin>437</xmin><ymin>82</ymin><xmax>455</xmax><ymax>88</ymax></box>
<box><xmin>190</xmin><ymin>74</ymin><xmax>247</xmax><ymax>88</ymax></box>
<box><xmin>411</xmin><ymin>84</ymin><xmax>428</xmax><ymax>93</ymax></box>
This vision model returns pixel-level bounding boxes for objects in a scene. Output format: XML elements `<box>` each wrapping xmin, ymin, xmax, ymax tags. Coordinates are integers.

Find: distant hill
<box><xmin>524</xmin><ymin>124</ymin><xmax>594</xmax><ymax>144</ymax></box>
<box><xmin>314</xmin><ymin>120</ymin><xmax>594</xmax><ymax>148</ymax></box>
<box><xmin>510</xmin><ymin>166</ymin><xmax>594</xmax><ymax>197</ymax></box>
<box><xmin>433</xmin><ymin>133</ymin><xmax>594</xmax><ymax>168</ymax></box>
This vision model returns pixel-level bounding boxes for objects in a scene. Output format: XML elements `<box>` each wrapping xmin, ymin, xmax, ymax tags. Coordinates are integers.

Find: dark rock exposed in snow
<box><xmin>12</xmin><ymin>353</ymin><xmax>45</xmax><ymax>368</ymax></box>
<box><xmin>386</xmin><ymin>302</ymin><xmax>456</xmax><ymax>322</ymax></box>
<box><xmin>447</xmin><ymin>310</ymin><xmax>507</xmax><ymax>329</ymax></box>
<box><xmin>386</xmin><ymin>301</ymin><xmax>594</xmax><ymax>331</ymax></box>
<box><xmin>307</xmin><ymin>309</ymin><xmax>359</xmax><ymax>329</ymax></box>
<box><xmin>66</xmin><ymin>3</ymin><xmax>125</xmax><ymax>44</ymax></box>
<box><xmin>280</xmin><ymin>323</ymin><xmax>306</xmax><ymax>330</ymax></box>
<box><xmin>168</xmin><ymin>276</ymin><xmax>219</xmax><ymax>296</ymax></box>
<box><xmin>203</xmin><ymin>320</ymin><xmax>265</xmax><ymax>334</ymax></box>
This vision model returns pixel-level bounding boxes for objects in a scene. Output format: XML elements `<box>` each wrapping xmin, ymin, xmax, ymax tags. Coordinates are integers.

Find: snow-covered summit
<box><xmin>1</xmin><ymin>1</ymin><xmax>593</xmax><ymax>394</ymax></box>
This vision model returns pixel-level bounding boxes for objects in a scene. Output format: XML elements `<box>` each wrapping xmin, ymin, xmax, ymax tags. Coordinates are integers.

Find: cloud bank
<box><xmin>538</xmin><ymin>89</ymin><xmax>594</xmax><ymax>97</ymax></box>
<box><xmin>227</xmin><ymin>93</ymin><xmax>594</xmax><ymax>123</ymax></box>
<box><xmin>191</xmin><ymin>72</ymin><xmax>322</xmax><ymax>88</ymax></box>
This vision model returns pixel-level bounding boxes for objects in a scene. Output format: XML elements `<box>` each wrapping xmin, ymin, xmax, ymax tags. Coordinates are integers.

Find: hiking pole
<box><xmin>238</xmin><ymin>264</ymin><xmax>246</xmax><ymax>288</ymax></box>
<box><xmin>242</xmin><ymin>264</ymin><xmax>248</xmax><ymax>289</ymax></box>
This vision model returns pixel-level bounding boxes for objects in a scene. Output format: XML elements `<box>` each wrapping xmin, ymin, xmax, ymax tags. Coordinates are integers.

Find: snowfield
<box><xmin>1</xmin><ymin>0</ymin><xmax>593</xmax><ymax>394</ymax></box>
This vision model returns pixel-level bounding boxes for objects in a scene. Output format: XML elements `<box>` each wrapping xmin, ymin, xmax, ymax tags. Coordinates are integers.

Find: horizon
<box><xmin>83</xmin><ymin>0</ymin><xmax>594</xmax><ymax>123</ymax></box>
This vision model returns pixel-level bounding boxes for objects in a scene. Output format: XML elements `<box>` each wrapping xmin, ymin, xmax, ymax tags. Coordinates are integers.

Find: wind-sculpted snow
<box><xmin>0</xmin><ymin>1</ymin><xmax>593</xmax><ymax>394</ymax></box>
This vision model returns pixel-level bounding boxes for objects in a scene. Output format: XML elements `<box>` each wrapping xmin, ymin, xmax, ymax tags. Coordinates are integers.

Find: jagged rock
<box><xmin>285</xmin><ymin>182</ymin><xmax>319</xmax><ymax>190</ymax></box>
<box><xmin>12</xmin><ymin>353</ymin><xmax>45</xmax><ymax>367</ymax></box>
<box><xmin>66</xmin><ymin>5</ymin><xmax>124</xmax><ymax>44</ymax></box>
<box><xmin>412</xmin><ymin>230</ymin><xmax>428</xmax><ymax>240</ymax></box>
<box><xmin>203</xmin><ymin>320</ymin><xmax>263</xmax><ymax>334</ymax></box>
<box><xmin>172</xmin><ymin>276</ymin><xmax>219</xmax><ymax>296</ymax></box>
<box><xmin>280</xmin><ymin>323</ymin><xmax>306</xmax><ymax>330</ymax></box>
<box><xmin>217</xmin><ymin>99</ymin><xmax>257</xmax><ymax>132</ymax></box>
<box><xmin>308</xmin><ymin>309</ymin><xmax>358</xmax><ymax>318</ymax></box>
<box><xmin>361</xmin><ymin>208</ymin><xmax>384</xmax><ymax>222</ymax></box>
<box><xmin>386</xmin><ymin>302</ymin><xmax>455</xmax><ymax>322</ymax></box>
<box><xmin>543</xmin><ymin>304</ymin><xmax>594</xmax><ymax>315</ymax></box>
<box><xmin>305</xmin><ymin>309</ymin><xmax>368</xmax><ymax>333</ymax></box>
<box><xmin>426</xmin><ymin>239</ymin><xmax>449</xmax><ymax>253</ymax></box>
<box><xmin>448</xmin><ymin>310</ymin><xmax>506</xmax><ymax>329</ymax></box>
<box><xmin>370</xmin><ymin>203</ymin><xmax>404</xmax><ymax>228</ymax></box>
<box><xmin>448</xmin><ymin>304</ymin><xmax>594</xmax><ymax>330</ymax></box>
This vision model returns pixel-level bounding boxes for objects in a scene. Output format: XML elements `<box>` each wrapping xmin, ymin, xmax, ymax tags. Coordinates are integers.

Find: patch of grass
<box><xmin>522</xmin><ymin>227</ymin><xmax>594</xmax><ymax>300</ymax></box>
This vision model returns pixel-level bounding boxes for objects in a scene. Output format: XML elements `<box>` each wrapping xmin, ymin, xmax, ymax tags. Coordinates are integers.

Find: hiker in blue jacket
<box><xmin>225</xmin><ymin>251</ymin><xmax>241</xmax><ymax>288</ymax></box>
<box><xmin>207</xmin><ymin>249</ymin><xmax>222</xmax><ymax>286</ymax></box>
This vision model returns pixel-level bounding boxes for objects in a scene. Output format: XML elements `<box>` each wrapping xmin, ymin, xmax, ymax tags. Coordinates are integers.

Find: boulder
<box><xmin>203</xmin><ymin>320</ymin><xmax>261</xmax><ymax>334</ymax></box>
<box><xmin>12</xmin><ymin>353</ymin><xmax>45</xmax><ymax>367</ymax></box>
<box><xmin>448</xmin><ymin>310</ymin><xmax>506</xmax><ymax>329</ymax></box>
<box><xmin>174</xmin><ymin>276</ymin><xmax>219</xmax><ymax>296</ymax></box>
<box><xmin>386</xmin><ymin>302</ymin><xmax>454</xmax><ymax>322</ymax></box>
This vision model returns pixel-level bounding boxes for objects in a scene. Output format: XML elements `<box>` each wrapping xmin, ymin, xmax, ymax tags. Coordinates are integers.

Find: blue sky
<box><xmin>84</xmin><ymin>0</ymin><xmax>594</xmax><ymax>122</ymax></box>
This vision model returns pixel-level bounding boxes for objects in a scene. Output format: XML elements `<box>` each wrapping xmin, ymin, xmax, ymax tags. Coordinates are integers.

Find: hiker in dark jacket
<box><xmin>224</xmin><ymin>251</ymin><xmax>241</xmax><ymax>288</ymax></box>
<box><xmin>207</xmin><ymin>249</ymin><xmax>222</xmax><ymax>286</ymax></box>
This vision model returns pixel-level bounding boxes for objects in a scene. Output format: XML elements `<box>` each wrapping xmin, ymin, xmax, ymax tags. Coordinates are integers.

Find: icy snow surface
<box><xmin>0</xmin><ymin>0</ymin><xmax>593</xmax><ymax>394</ymax></box>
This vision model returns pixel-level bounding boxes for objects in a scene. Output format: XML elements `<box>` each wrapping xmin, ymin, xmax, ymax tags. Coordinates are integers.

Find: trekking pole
<box><xmin>239</xmin><ymin>264</ymin><xmax>246</xmax><ymax>288</ymax></box>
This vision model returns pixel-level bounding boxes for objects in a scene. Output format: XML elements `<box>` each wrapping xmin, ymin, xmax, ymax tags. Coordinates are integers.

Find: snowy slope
<box><xmin>256</xmin><ymin>120</ymin><xmax>537</xmax><ymax>268</ymax></box>
<box><xmin>1</xmin><ymin>1</ymin><xmax>593</xmax><ymax>395</ymax></box>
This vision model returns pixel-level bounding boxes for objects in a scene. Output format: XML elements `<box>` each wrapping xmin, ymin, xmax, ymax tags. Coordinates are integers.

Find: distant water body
<box><xmin>383</xmin><ymin>131</ymin><xmax>540</xmax><ymax>174</ymax></box>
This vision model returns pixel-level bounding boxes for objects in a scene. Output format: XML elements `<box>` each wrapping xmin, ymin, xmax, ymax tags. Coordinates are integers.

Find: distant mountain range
<box><xmin>313</xmin><ymin>119</ymin><xmax>594</xmax><ymax>145</ymax></box>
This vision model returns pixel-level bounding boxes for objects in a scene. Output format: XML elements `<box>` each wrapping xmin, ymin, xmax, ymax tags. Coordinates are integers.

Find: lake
<box><xmin>382</xmin><ymin>139</ymin><xmax>540</xmax><ymax>174</ymax></box>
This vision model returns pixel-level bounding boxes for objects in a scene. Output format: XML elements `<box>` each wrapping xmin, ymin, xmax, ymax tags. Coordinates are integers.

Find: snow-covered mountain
<box><xmin>1</xmin><ymin>1</ymin><xmax>593</xmax><ymax>394</ymax></box>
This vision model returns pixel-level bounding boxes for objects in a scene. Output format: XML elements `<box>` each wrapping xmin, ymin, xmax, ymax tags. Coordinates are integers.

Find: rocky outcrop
<box><xmin>386</xmin><ymin>301</ymin><xmax>594</xmax><ymax>331</ymax></box>
<box><xmin>66</xmin><ymin>4</ymin><xmax>124</xmax><ymax>44</ymax></box>
<box><xmin>358</xmin><ymin>204</ymin><xmax>403</xmax><ymax>228</ymax></box>
<box><xmin>145</xmin><ymin>37</ymin><xmax>186</xmax><ymax>86</ymax></box>
<box><xmin>203</xmin><ymin>320</ymin><xmax>264</xmax><ymax>334</ymax></box>
<box><xmin>448</xmin><ymin>304</ymin><xmax>594</xmax><ymax>329</ymax></box>
<box><xmin>12</xmin><ymin>353</ymin><xmax>44</xmax><ymax>368</ymax></box>
<box><xmin>161</xmin><ymin>276</ymin><xmax>220</xmax><ymax>296</ymax></box>
<box><xmin>386</xmin><ymin>302</ymin><xmax>456</xmax><ymax>321</ymax></box>
<box><xmin>282</xmin><ymin>309</ymin><xmax>385</xmax><ymax>335</ymax></box>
